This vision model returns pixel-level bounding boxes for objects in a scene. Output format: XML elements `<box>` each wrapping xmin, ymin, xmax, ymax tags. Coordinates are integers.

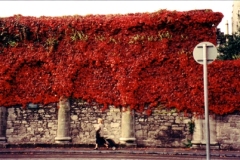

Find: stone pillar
<box><xmin>119</xmin><ymin>106</ymin><xmax>136</xmax><ymax>146</ymax></box>
<box><xmin>191</xmin><ymin>116</ymin><xmax>203</xmax><ymax>148</ymax></box>
<box><xmin>192</xmin><ymin>114</ymin><xmax>218</xmax><ymax>149</ymax></box>
<box><xmin>209</xmin><ymin>115</ymin><xmax>217</xmax><ymax>145</ymax></box>
<box><xmin>202</xmin><ymin>114</ymin><xmax>218</xmax><ymax>147</ymax></box>
<box><xmin>0</xmin><ymin>107</ymin><xmax>7</xmax><ymax>143</ymax></box>
<box><xmin>55</xmin><ymin>97</ymin><xmax>71</xmax><ymax>143</ymax></box>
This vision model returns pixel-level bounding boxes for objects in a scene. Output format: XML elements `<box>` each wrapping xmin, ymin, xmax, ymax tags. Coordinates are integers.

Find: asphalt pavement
<box><xmin>0</xmin><ymin>144</ymin><xmax>240</xmax><ymax>158</ymax></box>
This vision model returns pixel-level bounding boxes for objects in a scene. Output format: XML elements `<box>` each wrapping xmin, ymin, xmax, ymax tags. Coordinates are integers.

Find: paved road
<box><xmin>1</xmin><ymin>146</ymin><xmax>240</xmax><ymax>160</ymax></box>
<box><xmin>0</xmin><ymin>153</ymin><xmax>239</xmax><ymax>160</ymax></box>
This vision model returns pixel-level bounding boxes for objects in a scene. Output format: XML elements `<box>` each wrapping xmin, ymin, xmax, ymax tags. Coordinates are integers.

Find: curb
<box><xmin>0</xmin><ymin>148</ymin><xmax>240</xmax><ymax>158</ymax></box>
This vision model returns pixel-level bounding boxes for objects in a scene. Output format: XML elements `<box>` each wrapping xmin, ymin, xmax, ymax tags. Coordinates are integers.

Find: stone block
<box><xmin>164</xmin><ymin>122</ymin><xmax>172</xmax><ymax>126</ymax></box>
<box><xmin>71</xmin><ymin>115</ymin><xmax>78</xmax><ymax>121</ymax></box>
<box><xmin>148</xmin><ymin>125</ymin><xmax>156</xmax><ymax>131</ymax></box>
<box><xmin>71</xmin><ymin>129</ymin><xmax>79</xmax><ymax>136</ymax></box>
<box><xmin>172</xmin><ymin>113</ymin><xmax>178</xmax><ymax>116</ymax></box>
<box><xmin>45</xmin><ymin>115</ymin><xmax>51</xmax><ymax>118</ymax></box>
<box><xmin>230</xmin><ymin>123</ymin><xmax>237</xmax><ymax>127</ymax></box>
<box><xmin>105</xmin><ymin>115</ymin><xmax>113</xmax><ymax>121</ymax></box>
<box><xmin>71</xmin><ymin>123</ymin><xmax>77</xmax><ymax>128</ymax></box>
<box><xmin>183</xmin><ymin>119</ymin><xmax>191</xmax><ymax>124</ymax></box>
<box><xmin>6</xmin><ymin>129</ymin><xmax>14</xmax><ymax>134</ymax></box>
<box><xmin>49</xmin><ymin>108</ymin><xmax>56</xmax><ymax>113</ymax></box>
<box><xmin>27</xmin><ymin>129</ymin><xmax>34</xmax><ymax>135</ymax></box>
<box><xmin>48</xmin><ymin>122</ymin><xmax>54</xmax><ymax>128</ymax></box>
<box><xmin>16</xmin><ymin>129</ymin><xmax>26</xmax><ymax>135</ymax></box>
<box><xmin>110</xmin><ymin>108</ymin><xmax>120</xmax><ymax>112</ymax></box>
<box><xmin>139</xmin><ymin>118</ymin><xmax>144</xmax><ymax>122</ymax></box>
<box><xmin>6</xmin><ymin>121</ymin><xmax>12</xmax><ymax>128</ymax></box>
<box><xmin>175</xmin><ymin>117</ymin><xmax>183</xmax><ymax>124</ymax></box>
<box><xmin>50</xmin><ymin>130</ymin><xmax>57</xmax><ymax>135</ymax></box>
<box><xmin>236</xmin><ymin>124</ymin><xmax>240</xmax><ymax>130</ymax></box>
<box><xmin>147</xmin><ymin>117</ymin><xmax>154</xmax><ymax>121</ymax></box>
<box><xmin>7</xmin><ymin>114</ymin><xmax>17</xmax><ymax>121</ymax></box>
<box><xmin>110</xmin><ymin>123</ymin><xmax>120</xmax><ymax>128</ymax></box>
<box><xmin>172</xmin><ymin>126</ymin><xmax>184</xmax><ymax>131</ymax></box>
<box><xmin>172</xmin><ymin>140</ymin><xmax>181</xmax><ymax>147</ymax></box>
<box><xmin>168</xmin><ymin>116</ymin><xmax>175</xmax><ymax>120</ymax></box>
<box><xmin>142</xmin><ymin>125</ymin><xmax>148</xmax><ymax>130</ymax></box>
<box><xmin>22</xmin><ymin>120</ymin><xmax>27</xmax><ymax>124</ymax></box>
<box><xmin>38</xmin><ymin>109</ymin><xmax>44</xmax><ymax>113</ymax></box>
<box><xmin>159</xmin><ymin>126</ymin><xmax>169</xmax><ymax>130</ymax></box>
<box><xmin>156</xmin><ymin>130</ymin><xmax>167</xmax><ymax>137</ymax></box>
<box><xmin>153</xmin><ymin>116</ymin><xmax>160</xmax><ymax>120</ymax></box>
<box><xmin>85</xmin><ymin>125</ymin><xmax>93</xmax><ymax>131</ymax></box>
<box><xmin>85</xmin><ymin>132</ymin><xmax>90</xmax><ymax>136</ymax></box>
<box><xmin>38</xmin><ymin>128</ymin><xmax>44</xmax><ymax>132</ymax></box>
<box><xmin>7</xmin><ymin>108</ymin><xmax>14</xmax><ymax>113</ymax></box>
<box><xmin>135</xmin><ymin>130</ymin><xmax>143</xmax><ymax>137</ymax></box>
<box><xmin>179</xmin><ymin>124</ymin><xmax>186</xmax><ymax>127</ymax></box>
<box><xmin>148</xmin><ymin>131</ymin><xmax>157</xmax><ymax>139</ymax></box>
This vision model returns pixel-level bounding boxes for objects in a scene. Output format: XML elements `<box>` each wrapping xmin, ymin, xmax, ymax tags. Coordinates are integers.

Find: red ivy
<box><xmin>1</xmin><ymin>10</ymin><xmax>236</xmax><ymax>115</ymax></box>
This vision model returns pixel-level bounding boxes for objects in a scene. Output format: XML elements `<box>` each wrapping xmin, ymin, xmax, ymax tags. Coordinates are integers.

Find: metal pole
<box><xmin>203</xmin><ymin>43</ymin><xmax>210</xmax><ymax>160</ymax></box>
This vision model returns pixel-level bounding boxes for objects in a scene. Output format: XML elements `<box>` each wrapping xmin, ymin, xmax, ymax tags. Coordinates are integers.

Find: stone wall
<box><xmin>6</xmin><ymin>100</ymin><xmax>122</xmax><ymax>145</ymax></box>
<box><xmin>0</xmin><ymin>107</ymin><xmax>7</xmax><ymax>142</ymax></box>
<box><xmin>69</xmin><ymin>99</ymin><xmax>122</xmax><ymax>144</ymax></box>
<box><xmin>3</xmin><ymin>100</ymin><xmax>240</xmax><ymax>149</ymax></box>
<box><xmin>216</xmin><ymin>112</ymin><xmax>240</xmax><ymax>149</ymax></box>
<box><xmin>6</xmin><ymin>104</ymin><xmax>58</xmax><ymax>143</ymax></box>
<box><xmin>135</xmin><ymin>108</ymin><xmax>192</xmax><ymax>147</ymax></box>
<box><xmin>5</xmin><ymin>101</ymin><xmax>191</xmax><ymax>147</ymax></box>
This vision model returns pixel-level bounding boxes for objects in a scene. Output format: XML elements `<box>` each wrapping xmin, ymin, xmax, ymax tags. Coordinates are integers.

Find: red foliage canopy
<box><xmin>1</xmin><ymin>9</ymin><xmax>237</xmax><ymax>115</ymax></box>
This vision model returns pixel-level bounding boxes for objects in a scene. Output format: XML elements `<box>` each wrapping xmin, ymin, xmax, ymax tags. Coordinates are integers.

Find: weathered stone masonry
<box><xmin>6</xmin><ymin>104</ymin><xmax>58</xmax><ymax>143</ymax></box>
<box><xmin>2</xmin><ymin>100</ymin><xmax>240</xmax><ymax>149</ymax></box>
<box><xmin>136</xmin><ymin>109</ymin><xmax>192</xmax><ymax>147</ymax></box>
<box><xmin>0</xmin><ymin>107</ymin><xmax>7</xmax><ymax>143</ymax></box>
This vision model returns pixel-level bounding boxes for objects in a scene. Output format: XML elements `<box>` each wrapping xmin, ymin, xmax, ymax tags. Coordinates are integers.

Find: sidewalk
<box><xmin>0</xmin><ymin>144</ymin><xmax>240</xmax><ymax>158</ymax></box>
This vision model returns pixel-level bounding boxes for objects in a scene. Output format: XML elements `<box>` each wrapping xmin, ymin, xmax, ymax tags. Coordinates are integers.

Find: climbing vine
<box><xmin>1</xmin><ymin>9</ymin><xmax>238</xmax><ymax>116</ymax></box>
